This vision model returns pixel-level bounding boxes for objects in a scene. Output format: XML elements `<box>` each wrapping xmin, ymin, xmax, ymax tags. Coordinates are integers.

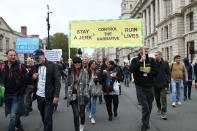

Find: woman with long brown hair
<box><xmin>67</xmin><ymin>57</ymin><xmax>89</xmax><ymax>131</ymax></box>
<box><xmin>88</xmin><ymin>60</ymin><xmax>102</xmax><ymax>124</ymax></box>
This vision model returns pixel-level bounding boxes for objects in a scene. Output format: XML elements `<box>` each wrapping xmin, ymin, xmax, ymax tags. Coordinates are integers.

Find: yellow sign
<box><xmin>69</xmin><ymin>19</ymin><xmax>143</xmax><ymax>48</ymax></box>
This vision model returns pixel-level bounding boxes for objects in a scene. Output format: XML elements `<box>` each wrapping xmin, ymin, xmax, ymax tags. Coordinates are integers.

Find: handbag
<box><xmin>113</xmin><ymin>80</ymin><xmax>120</xmax><ymax>94</ymax></box>
<box><xmin>91</xmin><ymin>83</ymin><xmax>102</xmax><ymax>96</ymax></box>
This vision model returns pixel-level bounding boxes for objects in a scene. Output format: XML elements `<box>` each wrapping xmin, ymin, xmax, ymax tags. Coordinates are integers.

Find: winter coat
<box><xmin>33</xmin><ymin>59</ymin><xmax>61</xmax><ymax>101</ymax></box>
<box><xmin>129</xmin><ymin>54</ymin><xmax>157</xmax><ymax>88</ymax></box>
<box><xmin>154</xmin><ymin>59</ymin><xmax>171</xmax><ymax>88</ymax></box>
<box><xmin>67</xmin><ymin>68</ymin><xmax>89</xmax><ymax>106</ymax></box>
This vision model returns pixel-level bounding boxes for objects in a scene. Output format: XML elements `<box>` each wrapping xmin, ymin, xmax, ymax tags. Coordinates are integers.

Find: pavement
<box><xmin>0</xmin><ymin>82</ymin><xmax>197</xmax><ymax>131</ymax></box>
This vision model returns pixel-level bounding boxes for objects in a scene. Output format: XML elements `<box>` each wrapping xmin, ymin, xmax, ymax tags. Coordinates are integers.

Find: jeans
<box><xmin>104</xmin><ymin>95</ymin><xmax>119</xmax><ymax>118</ymax></box>
<box><xmin>124</xmin><ymin>74</ymin><xmax>130</xmax><ymax>87</ymax></box>
<box><xmin>183</xmin><ymin>80</ymin><xmax>192</xmax><ymax>99</ymax></box>
<box><xmin>136</xmin><ymin>85</ymin><xmax>154</xmax><ymax>129</ymax></box>
<box><xmin>85</xmin><ymin>90</ymin><xmax>91</xmax><ymax>111</ymax></box>
<box><xmin>25</xmin><ymin>85</ymin><xmax>34</xmax><ymax>112</ymax></box>
<box><xmin>37</xmin><ymin>96</ymin><xmax>54</xmax><ymax>131</ymax></box>
<box><xmin>154</xmin><ymin>88</ymin><xmax>167</xmax><ymax>113</ymax></box>
<box><xmin>71</xmin><ymin>100</ymin><xmax>85</xmax><ymax>131</ymax></box>
<box><xmin>171</xmin><ymin>80</ymin><xmax>181</xmax><ymax>102</ymax></box>
<box><xmin>99</xmin><ymin>94</ymin><xmax>102</xmax><ymax>104</ymax></box>
<box><xmin>4</xmin><ymin>94</ymin><xmax>23</xmax><ymax>131</ymax></box>
<box><xmin>90</xmin><ymin>96</ymin><xmax>97</xmax><ymax>118</ymax></box>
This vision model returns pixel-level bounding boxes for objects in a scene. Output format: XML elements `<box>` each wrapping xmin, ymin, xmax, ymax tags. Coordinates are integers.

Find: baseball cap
<box><xmin>32</xmin><ymin>49</ymin><xmax>44</xmax><ymax>59</ymax></box>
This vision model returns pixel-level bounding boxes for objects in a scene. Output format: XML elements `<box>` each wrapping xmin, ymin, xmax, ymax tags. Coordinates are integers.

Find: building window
<box><xmin>161</xmin><ymin>28</ymin><xmax>164</xmax><ymax>41</ymax></box>
<box><xmin>169</xmin><ymin>23</ymin><xmax>172</xmax><ymax>39</ymax></box>
<box><xmin>130</xmin><ymin>4</ymin><xmax>132</xmax><ymax>9</ymax></box>
<box><xmin>170</xmin><ymin>46</ymin><xmax>173</xmax><ymax>62</ymax></box>
<box><xmin>164</xmin><ymin>25</ymin><xmax>169</xmax><ymax>40</ymax></box>
<box><xmin>13</xmin><ymin>42</ymin><xmax>16</xmax><ymax>50</ymax></box>
<box><xmin>189</xmin><ymin>12</ymin><xmax>194</xmax><ymax>31</ymax></box>
<box><xmin>152</xmin><ymin>37</ymin><xmax>155</xmax><ymax>48</ymax></box>
<box><xmin>166</xmin><ymin>47</ymin><xmax>169</xmax><ymax>61</ymax></box>
<box><xmin>0</xmin><ymin>39</ymin><xmax>2</xmax><ymax>51</ymax></box>
<box><xmin>6</xmin><ymin>39</ymin><xmax>9</xmax><ymax>51</ymax></box>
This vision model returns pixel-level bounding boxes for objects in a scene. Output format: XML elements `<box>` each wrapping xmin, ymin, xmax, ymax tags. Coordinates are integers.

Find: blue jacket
<box><xmin>183</xmin><ymin>58</ymin><xmax>193</xmax><ymax>81</ymax></box>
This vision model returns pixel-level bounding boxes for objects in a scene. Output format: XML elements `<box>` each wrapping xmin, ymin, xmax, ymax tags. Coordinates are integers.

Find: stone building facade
<box><xmin>126</xmin><ymin>0</ymin><xmax>197</xmax><ymax>63</ymax></box>
<box><xmin>0</xmin><ymin>17</ymin><xmax>25</xmax><ymax>62</ymax></box>
<box><xmin>0</xmin><ymin>16</ymin><xmax>45</xmax><ymax>63</ymax></box>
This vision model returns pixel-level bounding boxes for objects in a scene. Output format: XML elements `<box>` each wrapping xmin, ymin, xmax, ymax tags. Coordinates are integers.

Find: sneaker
<box><xmin>172</xmin><ymin>102</ymin><xmax>176</xmax><ymax>107</ymax></box>
<box><xmin>177</xmin><ymin>101</ymin><xmax>182</xmax><ymax>105</ymax></box>
<box><xmin>91</xmin><ymin>118</ymin><xmax>96</xmax><ymax>124</ymax></box>
<box><xmin>161</xmin><ymin>113</ymin><xmax>167</xmax><ymax>120</ymax></box>
<box><xmin>80</xmin><ymin>124</ymin><xmax>84</xmax><ymax>131</ymax></box>
<box><xmin>89</xmin><ymin>113</ymin><xmax>91</xmax><ymax>119</ymax></box>
<box><xmin>157</xmin><ymin>109</ymin><xmax>161</xmax><ymax>115</ymax></box>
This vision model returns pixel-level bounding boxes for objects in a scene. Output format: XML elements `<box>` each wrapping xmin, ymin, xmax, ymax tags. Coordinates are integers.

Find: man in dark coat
<box><xmin>130</xmin><ymin>46</ymin><xmax>157</xmax><ymax>131</ymax></box>
<box><xmin>32</xmin><ymin>49</ymin><xmax>61</xmax><ymax>131</ymax></box>
<box><xmin>154</xmin><ymin>51</ymin><xmax>170</xmax><ymax>120</ymax></box>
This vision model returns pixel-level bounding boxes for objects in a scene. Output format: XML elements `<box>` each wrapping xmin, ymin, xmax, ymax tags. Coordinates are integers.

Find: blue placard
<box><xmin>16</xmin><ymin>38</ymin><xmax>39</xmax><ymax>54</ymax></box>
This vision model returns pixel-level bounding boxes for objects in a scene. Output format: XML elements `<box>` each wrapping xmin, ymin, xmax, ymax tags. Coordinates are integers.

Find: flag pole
<box><xmin>68</xmin><ymin>23</ymin><xmax>71</xmax><ymax>68</ymax></box>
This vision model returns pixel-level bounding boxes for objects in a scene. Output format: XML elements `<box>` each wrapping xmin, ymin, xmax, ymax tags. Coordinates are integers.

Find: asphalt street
<box><xmin>0</xmin><ymin>82</ymin><xmax>197</xmax><ymax>131</ymax></box>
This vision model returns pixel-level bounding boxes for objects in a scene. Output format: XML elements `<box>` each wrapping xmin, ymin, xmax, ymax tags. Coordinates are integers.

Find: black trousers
<box><xmin>104</xmin><ymin>95</ymin><xmax>119</xmax><ymax>117</ymax></box>
<box><xmin>71</xmin><ymin>100</ymin><xmax>85</xmax><ymax>131</ymax></box>
<box><xmin>37</xmin><ymin>96</ymin><xmax>54</xmax><ymax>131</ymax></box>
<box><xmin>136</xmin><ymin>85</ymin><xmax>154</xmax><ymax>129</ymax></box>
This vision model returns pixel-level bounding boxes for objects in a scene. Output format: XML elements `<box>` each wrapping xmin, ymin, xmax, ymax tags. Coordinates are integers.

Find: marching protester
<box><xmin>114</xmin><ymin>59</ymin><xmax>124</xmax><ymax>95</ymax></box>
<box><xmin>67</xmin><ymin>57</ymin><xmax>89</xmax><ymax>131</ymax></box>
<box><xmin>0</xmin><ymin>49</ymin><xmax>28</xmax><ymax>131</ymax></box>
<box><xmin>183</xmin><ymin>58</ymin><xmax>194</xmax><ymax>101</ymax></box>
<box><xmin>96</xmin><ymin>58</ymin><xmax>107</xmax><ymax>104</ymax></box>
<box><xmin>154</xmin><ymin>51</ymin><xmax>170</xmax><ymax>120</ymax></box>
<box><xmin>130</xmin><ymin>46</ymin><xmax>157</xmax><ymax>131</ymax></box>
<box><xmin>194</xmin><ymin>62</ymin><xmax>197</xmax><ymax>89</ymax></box>
<box><xmin>32</xmin><ymin>49</ymin><xmax>61</xmax><ymax>131</ymax></box>
<box><xmin>82</xmin><ymin>57</ymin><xmax>91</xmax><ymax>112</ymax></box>
<box><xmin>123</xmin><ymin>61</ymin><xmax>131</xmax><ymax>87</ymax></box>
<box><xmin>24</xmin><ymin>57</ymin><xmax>35</xmax><ymax>116</ymax></box>
<box><xmin>103</xmin><ymin>61</ymin><xmax>122</xmax><ymax>121</ymax></box>
<box><xmin>170</xmin><ymin>55</ymin><xmax>188</xmax><ymax>107</ymax></box>
<box><xmin>88</xmin><ymin>60</ymin><xmax>102</xmax><ymax>124</ymax></box>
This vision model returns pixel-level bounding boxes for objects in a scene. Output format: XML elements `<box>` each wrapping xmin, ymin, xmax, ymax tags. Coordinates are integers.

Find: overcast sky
<box><xmin>0</xmin><ymin>0</ymin><xmax>122</xmax><ymax>55</ymax></box>
<box><xmin>0</xmin><ymin>0</ymin><xmax>122</xmax><ymax>38</ymax></box>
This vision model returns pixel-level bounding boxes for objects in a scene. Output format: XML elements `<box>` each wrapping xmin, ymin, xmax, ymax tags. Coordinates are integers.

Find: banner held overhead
<box><xmin>16</xmin><ymin>38</ymin><xmax>39</xmax><ymax>54</ymax></box>
<box><xmin>69</xmin><ymin>19</ymin><xmax>143</xmax><ymax>48</ymax></box>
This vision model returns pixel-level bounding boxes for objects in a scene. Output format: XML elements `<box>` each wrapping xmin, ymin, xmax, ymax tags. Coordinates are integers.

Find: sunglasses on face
<box><xmin>73</xmin><ymin>61</ymin><xmax>81</xmax><ymax>64</ymax></box>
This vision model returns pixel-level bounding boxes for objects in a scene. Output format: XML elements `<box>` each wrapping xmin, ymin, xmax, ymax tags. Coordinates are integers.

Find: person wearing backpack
<box><xmin>0</xmin><ymin>49</ymin><xmax>27</xmax><ymax>131</ymax></box>
<box><xmin>183</xmin><ymin>58</ymin><xmax>193</xmax><ymax>101</ymax></box>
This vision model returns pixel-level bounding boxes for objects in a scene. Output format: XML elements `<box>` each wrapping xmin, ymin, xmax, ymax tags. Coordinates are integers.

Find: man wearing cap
<box><xmin>32</xmin><ymin>49</ymin><xmax>61</xmax><ymax>131</ymax></box>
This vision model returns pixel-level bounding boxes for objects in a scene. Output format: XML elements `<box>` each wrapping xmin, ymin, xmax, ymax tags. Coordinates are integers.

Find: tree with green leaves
<box><xmin>46</xmin><ymin>33</ymin><xmax>77</xmax><ymax>62</ymax></box>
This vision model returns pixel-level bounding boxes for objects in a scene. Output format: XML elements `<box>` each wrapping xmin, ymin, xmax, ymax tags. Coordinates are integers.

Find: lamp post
<box><xmin>46</xmin><ymin>5</ymin><xmax>52</xmax><ymax>49</ymax></box>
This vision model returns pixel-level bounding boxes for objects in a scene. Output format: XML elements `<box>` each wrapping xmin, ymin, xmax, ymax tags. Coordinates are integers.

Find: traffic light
<box><xmin>189</xmin><ymin>46</ymin><xmax>194</xmax><ymax>54</ymax></box>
